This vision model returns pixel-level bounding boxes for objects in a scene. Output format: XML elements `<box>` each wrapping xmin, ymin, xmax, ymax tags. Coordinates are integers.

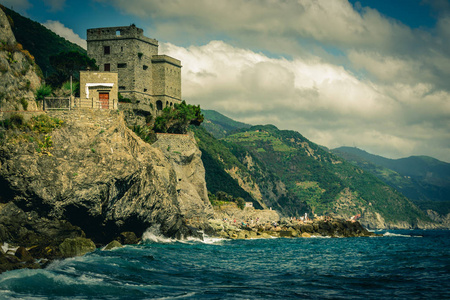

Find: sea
<box><xmin>0</xmin><ymin>229</ymin><xmax>448</xmax><ymax>299</ymax></box>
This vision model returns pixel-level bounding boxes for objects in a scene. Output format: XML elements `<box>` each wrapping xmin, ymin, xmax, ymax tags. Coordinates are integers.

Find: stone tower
<box><xmin>86</xmin><ymin>25</ymin><xmax>181</xmax><ymax>112</ymax></box>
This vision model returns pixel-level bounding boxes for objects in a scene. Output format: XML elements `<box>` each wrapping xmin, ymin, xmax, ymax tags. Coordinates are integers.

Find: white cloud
<box><xmin>43</xmin><ymin>20</ymin><xmax>86</xmax><ymax>49</ymax></box>
<box><xmin>161</xmin><ymin>41</ymin><xmax>450</xmax><ymax>162</ymax></box>
<box><xmin>106</xmin><ymin>0</ymin><xmax>450</xmax><ymax>161</ymax></box>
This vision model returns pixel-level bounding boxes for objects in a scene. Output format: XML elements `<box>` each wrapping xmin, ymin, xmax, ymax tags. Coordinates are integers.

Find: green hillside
<box><xmin>201</xmin><ymin>110</ymin><xmax>251</xmax><ymax>139</ymax></box>
<box><xmin>193</xmin><ymin>118</ymin><xmax>431</xmax><ymax>227</ymax></box>
<box><xmin>1</xmin><ymin>5</ymin><xmax>86</xmax><ymax>77</ymax></box>
<box><xmin>332</xmin><ymin>147</ymin><xmax>450</xmax><ymax>214</ymax></box>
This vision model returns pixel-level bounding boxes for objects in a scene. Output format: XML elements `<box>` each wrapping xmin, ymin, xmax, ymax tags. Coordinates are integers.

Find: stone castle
<box><xmin>86</xmin><ymin>25</ymin><xmax>182</xmax><ymax>112</ymax></box>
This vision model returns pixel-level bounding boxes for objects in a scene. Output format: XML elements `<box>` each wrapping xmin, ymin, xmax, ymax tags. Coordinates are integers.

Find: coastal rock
<box><xmin>0</xmin><ymin>109</ymin><xmax>212</xmax><ymax>249</ymax></box>
<box><xmin>14</xmin><ymin>246</ymin><xmax>33</xmax><ymax>262</ymax></box>
<box><xmin>0</xmin><ymin>7</ymin><xmax>41</xmax><ymax>112</ymax></box>
<box><xmin>153</xmin><ymin>133</ymin><xmax>214</xmax><ymax>230</ymax></box>
<box><xmin>117</xmin><ymin>232</ymin><xmax>139</xmax><ymax>245</ymax></box>
<box><xmin>59</xmin><ymin>237</ymin><xmax>96</xmax><ymax>257</ymax></box>
<box><xmin>104</xmin><ymin>240</ymin><xmax>123</xmax><ymax>250</ymax></box>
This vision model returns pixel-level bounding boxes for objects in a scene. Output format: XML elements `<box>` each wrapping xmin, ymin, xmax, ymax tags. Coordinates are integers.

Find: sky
<box><xmin>2</xmin><ymin>0</ymin><xmax>450</xmax><ymax>162</ymax></box>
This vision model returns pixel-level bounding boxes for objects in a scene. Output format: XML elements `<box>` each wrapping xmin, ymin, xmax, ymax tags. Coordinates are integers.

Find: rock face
<box><xmin>0</xmin><ymin>109</ymin><xmax>212</xmax><ymax>248</ymax></box>
<box><xmin>153</xmin><ymin>133</ymin><xmax>214</xmax><ymax>229</ymax></box>
<box><xmin>0</xmin><ymin>7</ymin><xmax>41</xmax><ymax>112</ymax></box>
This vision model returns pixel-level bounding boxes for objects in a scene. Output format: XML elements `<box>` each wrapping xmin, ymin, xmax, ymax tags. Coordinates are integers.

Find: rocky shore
<box><xmin>210</xmin><ymin>216</ymin><xmax>378</xmax><ymax>239</ymax></box>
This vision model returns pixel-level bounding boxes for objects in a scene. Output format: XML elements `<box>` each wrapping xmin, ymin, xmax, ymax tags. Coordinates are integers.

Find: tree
<box><xmin>46</xmin><ymin>51</ymin><xmax>97</xmax><ymax>88</ymax></box>
<box><xmin>153</xmin><ymin>101</ymin><xmax>204</xmax><ymax>134</ymax></box>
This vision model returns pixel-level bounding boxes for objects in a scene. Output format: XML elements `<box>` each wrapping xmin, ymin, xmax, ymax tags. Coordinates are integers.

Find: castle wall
<box><xmin>87</xmin><ymin>25</ymin><xmax>182</xmax><ymax>113</ymax></box>
<box><xmin>87</xmin><ymin>26</ymin><xmax>157</xmax><ymax>95</ymax></box>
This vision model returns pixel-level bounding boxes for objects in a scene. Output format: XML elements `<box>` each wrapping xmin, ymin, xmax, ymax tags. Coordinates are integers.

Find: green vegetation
<box><xmin>333</xmin><ymin>147</ymin><xmax>450</xmax><ymax>215</ymax></box>
<box><xmin>154</xmin><ymin>101</ymin><xmax>203</xmax><ymax>134</ymax></box>
<box><xmin>0</xmin><ymin>113</ymin><xmax>64</xmax><ymax>155</ymax></box>
<box><xmin>190</xmin><ymin>126</ymin><xmax>261</xmax><ymax>208</ymax></box>
<box><xmin>195</xmin><ymin>121</ymin><xmax>430</xmax><ymax>224</ymax></box>
<box><xmin>208</xmin><ymin>191</ymin><xmax>245</xmax><ymax>209</ymax></box>
<box><xmin>46</xmin><ymin>51</ymin><xmax>97</xmax><ymax>88</ymax></box>
<box><xmin>35</xmin><ymin>84</ymin><xmax>52</xmax><ymax>101</ymax></box>
<box><xmin>201</xmin><ymin>109</ymin><xmax>251</xmax><ymax>139</ymax></box>
<box><xmin>2</xmin><ymin>5</ymin><xmax>86</xmax><ymax>78</ymax></box>
<box><xmin>118</xmin><ymin>93</ymin><xmax>132</xmax><ymax>103</ymax></box>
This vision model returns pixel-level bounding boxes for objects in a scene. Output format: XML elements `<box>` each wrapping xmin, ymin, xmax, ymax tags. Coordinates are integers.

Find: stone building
<box><xmin>79</xmin><ymin>71</ymin><xmax>118</xmax><ymax>109</ymax></box>
<box><xmin>86</xmin><ymin>25</ymin><xmax>181</xmax><ymax>113</ymax></box>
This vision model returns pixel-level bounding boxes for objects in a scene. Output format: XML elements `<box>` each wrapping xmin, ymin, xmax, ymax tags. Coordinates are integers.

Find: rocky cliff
<box><xmin>0</xmin><ymin>7</ymin><xmax>41</xmax><ymax>112</ymax></box>
<box><xmin>0</xmin><ymin>109</ymin><xmax>213</xmax><ymax>250</ymax></box>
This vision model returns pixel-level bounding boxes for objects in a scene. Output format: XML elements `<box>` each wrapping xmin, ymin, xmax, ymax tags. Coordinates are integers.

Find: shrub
<box><xmin>20</xmin><ymin>98</ymin><xmax>28</xmax><ymax>111</ymax></box>
<box><xmin>35</xmin><ymin>84</ymin><xmax>52</xmax><ymax>100</ymax></box>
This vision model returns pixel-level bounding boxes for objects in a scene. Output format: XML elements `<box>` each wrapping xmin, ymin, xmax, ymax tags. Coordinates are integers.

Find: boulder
<box><xmin>59</xmin><ymin>237</ymin><xmax>96</xmax><ymax>258</ymax></box>
<box><xmin>117</xmin><ymin>232</ymin><xmax>139</xmax><ymax>245</ymax></box>
<box><xmin>14</xmin><ymin>246</ymin><xmax>33</xmax><ymax>262</ymax></box>
<box><xmin>301</xmin><ymin>232</ymin><xmax>311</xmax><ymax>238</ymax></box>
<box><xmin>104</xmin><ymin>240</ymin><xmax>123</xmax><ymax>250</ymax></box>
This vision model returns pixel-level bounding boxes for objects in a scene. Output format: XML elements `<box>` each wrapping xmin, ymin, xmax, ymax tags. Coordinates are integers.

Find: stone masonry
<box><xmin>87</xmin><ymin>25</ymin><xmax>181</xmax><ymax>114</ymax></box>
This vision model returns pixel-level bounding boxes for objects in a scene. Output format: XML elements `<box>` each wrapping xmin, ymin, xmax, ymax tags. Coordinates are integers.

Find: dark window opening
<box><xmin>156</xmin><ymin>100</ymin><xmax>163</xmax><ymax>111</ymax></box>
<box><xmin>104</xmin><ymin>46</ymin><xmax>110</xmax><ymax>55</ymax></box>
<box><xmin>121</xmin><ymin>46</ymin><xmax>123</xmax><ymax>52</ymax></box>
<box><xmin>144</xmin><ymin>88</ymin><xmax>148</xmax><ymax>92</ymax></box>
<box><xmin>104</xmin><ymin>63</ymin><xmax>110</xmax><ymax>72</ymax></box>
<box><xmin>119</xmin><ymin>86</ymin><xmax>126</xmax><ymax>90</ymax></box>
<box><xmin>143</xmin><ymin>65</ymin><xmax>148</xmax><ymax>70</ymax></box>
<box><xmin>117</xmin><ymin>63</ymin><xmax>127</xmax><ymax>68</ymax></box>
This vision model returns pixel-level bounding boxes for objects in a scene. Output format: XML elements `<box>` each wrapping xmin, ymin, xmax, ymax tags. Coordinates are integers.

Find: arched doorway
<box><xmin>156</xmin><ymin>100</ymin><xmax>163</xmax><ymax>111</ymax></box>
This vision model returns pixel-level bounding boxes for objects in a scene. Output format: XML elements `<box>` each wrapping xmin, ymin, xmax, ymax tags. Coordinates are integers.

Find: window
<box><xmin>119</xmin><ymin>86</ymin><xmax>126</xmax><ymax>90</ymax></box>
<box><xmin>117</xmin><ymin>63</ymin><xmax>127</xmax><ymax>68</ymax></box>
<box><xmin>144</xmin><ymin>88</ymin><xmax>148</xmax><ymax>92</ymax></box>
<box><xmin>103</xmin><ymin>46</ymin><xmax>110</xmax><ymax>55</ymax></box>
<box><xmin>104</xmin><ymin>63</ymin><xmax>110</xmax><ymax>72</ymax></box>
<box><xmin>116</xmin><ymin>30</ymin><xmax>121</xmax><ymax>36</ymax></box>
<box><xmin>143</xmin><ymin>65</ymin><xmax>148</xmax><ymax>70</ymax></box>
<box><xmin>121</xmin><ymin>46</ymin><xmax>123</xmax><ymax>52</ymax></box>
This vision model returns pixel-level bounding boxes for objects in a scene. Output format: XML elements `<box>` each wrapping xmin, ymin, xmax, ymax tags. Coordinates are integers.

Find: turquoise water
<box><xmin>0</xmin><ymin>230</ymin><xmax>449</xmax><ymax>299</ymax></box>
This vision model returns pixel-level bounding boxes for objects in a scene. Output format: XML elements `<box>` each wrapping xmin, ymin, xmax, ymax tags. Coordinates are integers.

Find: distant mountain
<box><xmin>201</xmin><ymin>110</ymin><xmax>251</xmax><ymax>139</ymax></box>
<box><xmin>194</xmin><ymin>121</ymin><xmax>433</xmax><ymax>229</ymax></box>
<box><xmin>332</xmin><ymin>147</ymin><xmax>450</xmax><ymax>215</ymax></box>
<box><xmin>1</xmin><ymin>5</ymin><xmax>86</xmax><ymax>77</ymax></box>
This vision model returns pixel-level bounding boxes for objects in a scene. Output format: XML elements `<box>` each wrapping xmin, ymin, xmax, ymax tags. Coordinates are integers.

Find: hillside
<box><xmin>193</xmin><ymin>115</ymin><xmax>435</xmax><ymax>228</ymax></box>
<box><xmin>201</xmin><ymin>109</ymin><xmax>251</xmax><ymax>139</ymax></box>
<box><xmin>1</xmin><ymin>5</ymin><xmax>86</xmax><ymax>77</ymax></box>
<box><xmin>332</xmin><ymin>147</ymin><xmax>450</xmax><ymax>215</ymax></box>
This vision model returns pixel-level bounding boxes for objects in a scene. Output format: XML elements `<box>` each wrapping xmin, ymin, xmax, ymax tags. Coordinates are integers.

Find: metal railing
<box><xmin>43</xmin><ymin>97</ymin><xmax>71</xmax><ymax>110</ymax></box>
<box><xmin>42</xmin><ymin>97</ymin><xmax>117</xmax><ymax>110</ymax></box>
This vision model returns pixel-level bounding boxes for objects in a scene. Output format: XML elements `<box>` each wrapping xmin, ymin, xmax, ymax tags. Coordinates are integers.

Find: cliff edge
<box><xmin>0</xmin><ymin>110</ymin><xmax>213</xmax><ymax>251</ymax></box>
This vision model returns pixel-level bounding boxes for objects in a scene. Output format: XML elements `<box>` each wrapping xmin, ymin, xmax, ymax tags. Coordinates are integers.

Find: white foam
<box><xmin>141</xmin><ymin>226</ymin><xmax>225</xmax><ymax>245</ymax></box>
<box><xmin>141</xmin><ymin>225</ymin><xmax>177</xmax><ymax>243</ymax></box>
<box><xmin>383</xmin><ymin>232</ymin><xmax>421</xmax><ymax>237</ymax></box>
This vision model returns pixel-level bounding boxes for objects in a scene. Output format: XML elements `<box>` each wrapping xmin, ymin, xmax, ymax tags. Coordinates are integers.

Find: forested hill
<box><xmin>195</xmin><ymin>110</ymin><xmax>434</xmax><ymax>228</ymax></box>
<box><xmin>332</xmin><ymin>147</ymin><xmax>450</xmax><ymax>215</ymax></box>
<box><xmin>1</xmin><ymin>5</ymin><xmax>86</xmax><ymax>76</ymax></box>
<box><xmin>201</xmin><ymin>110</ymin><xmax>251</xmax><ymax>139</ymax></box>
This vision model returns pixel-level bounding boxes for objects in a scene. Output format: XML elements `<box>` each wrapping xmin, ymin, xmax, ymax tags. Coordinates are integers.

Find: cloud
<box><xmin>161</xmin><ymin>41</ymin><xmax>450</xmax><ymax>162</ymax></box>
<box><xmin>102</xmin><ymin>0</ymin><xmax>450</xmax><ymax>161</ymax></box>
<box><xmin>43</xmin><ymin>20</ymin><xmax>86</xmax><ymax>49</ymax></box>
